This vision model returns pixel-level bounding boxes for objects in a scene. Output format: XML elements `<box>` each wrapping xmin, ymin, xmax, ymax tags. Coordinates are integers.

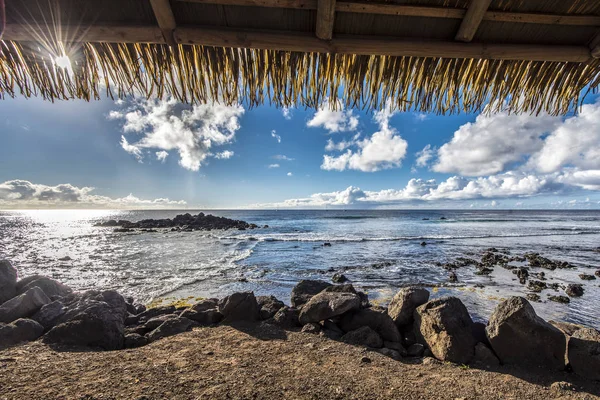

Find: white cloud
<box><xmin>415</xmin><ymin>113</ymin><xmax>428</xmax><ymax>122</ymax></box>
<box><xmin>271</xmin><ymin>130</ymin><xmax>281</xmax><ymax>143</ymax></box>
<box><xmin>214</xmin><ymin>150</ymin><xmax>234</xmax><ymax>159</ymax></box>
<box><xmin>433</xmin><ymin>108</ymin><xmax>559</xmax><ymax>176</ymax></box>
<box><xmin>0</xmin><ymin>180</ymin><xmax>186</xmax><ymax>209</ymax></box>
<box><xmin>281</xmin><ymin>107</ymin><xmax>293</xmax><ymax>120</ymax></box>
<box><xmin>414</xmin><ymin>144</ymin><xmax>435</xmax><ymax>168</ymax></box>
<box><xmin>287</xmin><ymin>172</ymin><xmax>293</xmax><ymax>176</ymax></box>
<box><xmin>321</xmin><ymin>106</ymin><xmax>408</xmax><ymax>172</ymax></box>
<box><xmin>325</xmin><ymin>133</ymin><xmax>361</xmax><ymax>152</ymax></box>
<box><xmin>307</xmin><ymin>99</ymin><xmax>359</xmax><ymax>133</ymax></box>
<box><xmin>268</xmin><ymin>164</ymin><xmax>280</xmax><ymax>168</ymax></box>
<box><xmin>110</xmin><ymin>99</ymin><xmax>244</xmax><ymax>171</ymax></box>
<box><xmin>156</xmin><ymin>151</ymin><xmax>169</xmax><ymax>163</ymax></box>
<box><xmin>273</xmin><ymin>155</ymin><xmax>295</xmax><ymax>161</ymax></box>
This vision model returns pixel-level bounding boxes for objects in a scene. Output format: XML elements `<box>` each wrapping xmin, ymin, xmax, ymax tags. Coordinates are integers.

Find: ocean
<box><xmin>1</xmin><ymin>209</ymin><xmax>599</xmax><ymax>328</ymax></box>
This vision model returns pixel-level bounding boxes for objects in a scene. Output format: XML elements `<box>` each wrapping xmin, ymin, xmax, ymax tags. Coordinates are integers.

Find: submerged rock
<box><xmin>0</xmin><ymin>318</ymin><xmax>44</xmax><ymax>349</ymax></box>
<box><xmin>387</xmin><ymin>287</ymin><xmax>430</xmax><ymax>328</ymax></box>
<box><xmin>0</xmin><ymin>260</ymin><xmax>18</xmax><ymax>305</ymax></box>
<box><xmin>527</xmin><ymin>280</ymin><xmax>546</xmax><ymax>293</ymax></box>
<box><xmin>0</xmin><ymin>287</ymin><xmax>51</xmax><ymax>323</ymax></box>
<box><xmin>566</xmin><ymin>284</ymin><xmax>584</xmax><ymax>297</ymax></box>
<box><xmin>298</xmin><ymin>292</ymin><xmax>360</xmax><ymax>324</ymax></box>
<box><xmin>290</xmin><ymin>280</ymin><xmax>332</xmax><ymax>308</ymax></box>
<box><xmin>548</xmin><ymin>295</ymin><xmax>570</xmax><ymax>304</ymax></box>
<box><xmin>579</xmin><ymin>273</ymin><xmax>596</xmax><ymax>281</ymax></box>
<box><xmin>568</xmin><ymin>327</ymin><xmax>600</xmax><ymax>381</ymax></box>
<box><xmin>486</xmin><ymin>297</ymin><xmax>566</xmax><ymax>370</ymax></box>
<box><xmin>414</xmin><ymin>297</ymin><xmax>476</xmax><ymax>364</ymax></box>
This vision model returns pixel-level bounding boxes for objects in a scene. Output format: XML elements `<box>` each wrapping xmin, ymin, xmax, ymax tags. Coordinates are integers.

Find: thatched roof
<box><xmin>1</xmin><ymin>0</ymin><xmax>600</xmax><ymax>114</ymax></box>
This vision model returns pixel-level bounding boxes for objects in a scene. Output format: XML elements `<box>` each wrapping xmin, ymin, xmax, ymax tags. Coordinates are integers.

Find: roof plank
<box><xmin>456</xmin><ymin>0</ymin><xmax>492</xmax><ymax>42</ymax></box>
<box><xmin>150</xmin><ymin>0</ymin><xmax>178</xmax><ymax>46</ymax></box>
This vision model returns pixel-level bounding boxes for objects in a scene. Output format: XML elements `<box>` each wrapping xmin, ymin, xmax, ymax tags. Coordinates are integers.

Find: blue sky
<box><xmin>1</xmin><ymin>93</ymin><xmax>600</xmax><ymax>209</ymax></box>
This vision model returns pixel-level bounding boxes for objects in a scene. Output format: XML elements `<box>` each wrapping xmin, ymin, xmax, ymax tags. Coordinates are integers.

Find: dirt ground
<box><xmin>1</xmin><ymin>322</ymin><xmax>599</xmax><ymax>400</ymax></box>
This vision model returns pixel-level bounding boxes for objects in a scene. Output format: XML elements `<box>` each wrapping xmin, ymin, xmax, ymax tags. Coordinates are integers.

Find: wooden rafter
<box><xmin>176</xmin><ymin>0</ymin><xmax>600</xmax><ymax>27</ymax></box>
<box><xmin>590</xmin><ymin>30</ymin><xmax>600</xmax><ymax>58</ymax></box>
<box><xmin>455</xmin><ymin>0</ymin><xmax>492</xmax><ymax>42</ymax></box>
<box><xmin>150</xmin><ymin>0</ymin><xmax>178</xmax><ymax>46</ymax></box>
<box><xmin>316</xmin><ymin>0</ymin><xmax>336</xmax><ymax>40</ymax></box>
<box><xmin>2</xmin><ymin>24</ymin><xmax>592</xmax><ymax>63</ymax></box>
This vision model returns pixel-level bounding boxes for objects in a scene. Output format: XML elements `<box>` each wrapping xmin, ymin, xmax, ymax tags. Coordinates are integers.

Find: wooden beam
<box><xmin>2</xmin><ymin>24</ymin><xmax>592</xmax><ymax>62</ymax></box>
<box><xmin>316</xmin><ymin>0</ymin><xmax>336</xmax><ymax>40</ymax></box>
<box><xmin>455</xmin><ymin>0</ymin><xmax>492</xmax><ymax>42</ymax></box>
<box><xmin>150</xmin><ymin>0</ymin><xmax>177</xmax><ymax>46</ymax></box>
<box><xmin>590</xmin><ymin>30</ymin><xmax>600</xmax><ymax>58</ymax></box>
<box><xmin>176</xmin><ymin>0</ymin><xmax>600</xmax><ymax>26</ymax></box>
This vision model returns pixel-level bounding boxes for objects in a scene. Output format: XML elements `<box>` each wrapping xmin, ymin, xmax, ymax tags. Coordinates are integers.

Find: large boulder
<box><xmin>414</xmin><ymin>297</ymin><xmax>476</xmax><ymax>364</ymax></box>
<box><xmin>387</xmin><ymin>287</ymin><xmax>429</xmax><ymax>328</ymax></box>
<box><xmin>17</xmin><ymin>276</ymin><xmax>72</xmax><ymax>299</ymax></box>
<box><xmin>298</xmin><ymin>291</ymin><xmax>360</xmax><ymax>324</ymax></box>
<box><xmin>0</xmin><ymin>260</ymin><xmax>18</xmax><ymax>304</ymax></box>
<box><xmin>0</xmin><ymin>287</ymin><xmax>51</xmax><ymax>323</ymax></box>
<box><xmin>218</xmin><ymin>292</ymin><xmax>260</xmax><ymax>322</ymax></box>
<box><xmin>31</xmin><ymin>301</ymin><xmax>65</xmax><ymax>330</ymax></box>
<box><xmin>341</xmin><ymin>326</ymin><xmax>383</xmax><ymax>348</ymax></box>
<box><xmin>256</xmin><ymin>295</ymin><xmax>285</xmax><ymax>320</ymax></box>
<box><xmin>486</xmin><ymin>296</ymin><xmax>566</xmax><ymax>370</ymax></box>
<box><xmin>0</xmin><ymin>318</ymin><xmax>44</xmax><ymax>349</ymax></box>
<box><xmin>339</xmin><ymin>307</ymin><xmax>401</xmax><ymax>342</ymax></box>
<box><xmin>290</xmin><ymin>280</ymin><xmax>332</xmax><ymax>308</ymax></box>
<box><xmin>146</xmin><ymin>317</ymin><xmax>194</xmax><ymax>342</ymax></box>
<box><xmin>180</xmin><ymin>308</ymin><xmax>223</xmax><ymax>325</ymax></box>
<box><xmin>127</xmin><ymin>305</ymin><xmax>176</xmax><ymax>325</ymax></box>
<box><xmin>270</xmin><ymin>306</ymin><xmax>300</xmax><ymax>329</ymax></box>
<box><xmin>568</xmin><ymin>327</ymin><xmax>600</xmax><ymax>381</ymax></box>
<box><xmin>42</xmin><ymin>290</ymin><xmax>128</xmax><ymax>350</ymax></box>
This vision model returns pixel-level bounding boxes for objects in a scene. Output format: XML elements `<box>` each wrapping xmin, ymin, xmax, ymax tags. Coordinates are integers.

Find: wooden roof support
<box><xmin>455</xmin><ymin>0</ymin><xmax>492</xmax><ymax>42</ymax></box>
<box><xmin>2</xmin><ymin>24</ymin><xmax>593</xmax><ymax>63</ymax></box>
<box><xmin>590</xmin><ymin>30</ymin><xmax>600</xmax><ymax>58</ymax></box>
<box><xmin>316</xmin><ymin>0</ymin><xmax>336</xmax><ymax>40</ymax></box>
<box><xmin>150</xmin><ymin>0</ymin><xmax>178</xmax><ymax>46</ymax></box>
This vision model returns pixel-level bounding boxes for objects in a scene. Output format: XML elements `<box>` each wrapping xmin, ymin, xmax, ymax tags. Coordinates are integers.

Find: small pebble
<box><xmin>360</xmin><ymin>356</ymin><xmax>371</xmax><ymax>364</ymax></box>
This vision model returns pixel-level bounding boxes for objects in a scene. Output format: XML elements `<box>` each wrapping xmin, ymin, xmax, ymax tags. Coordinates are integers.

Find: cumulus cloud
<box><xmin>414</xmin><ymin>145</ymin><xmax>435</xmax><ymax>168</ymax></box>
<box><xmin>287</xmin><ymin>172</ymin><xmax>293</xmax><ymax>177</ymax></box>
<box><xmin>214</xmin><ymin>150</ymin><xmax>234</xmax><ymax>159</ymax></box>
<box><xmin>268</xmin><ymin>164</ymin><xmax>280</xmax><ymax>168</ymax></box>
<box><xmin>273</xmin><ymin>155</ymin><xmax>294</xmax><ymax>161</ymax></box>
<box><xmin>156</xmin><ymin>151</ymin><xmax>169</xmax><ymax>163</ymax></box>
<box><xmin>321</xmin><ymin>106</ymin><xmax>408</xmax><ymax>172</ymax></box>
<box><xmin>109</xmin><ymin>99</ymin><xmax>244</xmax><ymax>171</ymax></box>
<box><xmin>0</xmin><ymin>180</ymin><xmax>187</xmax><ymax>209</ymax></box>
<box><xmin>433</xmin><ymin>109</ymin><xmax>559</xmax><ymax>176</ymax></box>
<box><xmin>307</xmin><ymin>99</ymin><xmax>359</xmax><ymax>133</ymax></box>
<box><xmin>271</xmin><ymin>130</ymin><xmax>281</xmax><ymax>143</ymax></box>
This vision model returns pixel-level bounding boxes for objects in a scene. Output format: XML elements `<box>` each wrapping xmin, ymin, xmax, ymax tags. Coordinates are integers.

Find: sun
<box><xmin>54</xmin><ymin>54</ymin><xmax>71</xmax><ymax>70</ymax></box>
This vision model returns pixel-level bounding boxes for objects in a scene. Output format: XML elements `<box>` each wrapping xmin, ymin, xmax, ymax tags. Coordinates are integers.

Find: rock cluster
<box><xmin>94</xmin><ymin>212</ymin><xmax>258</xmax><ymax>232</ymax></box>
<box><xmin>2</xmin><ymin>258</ymin><xmax>600</xmax><ymax>382</ymax></box>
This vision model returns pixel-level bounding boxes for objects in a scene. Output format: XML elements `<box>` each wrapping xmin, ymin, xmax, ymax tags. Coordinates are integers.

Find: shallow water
<box><xmin>1</xmin><ymin>209</ymin><xmax>599</xmax><ymax>327</ymax></box>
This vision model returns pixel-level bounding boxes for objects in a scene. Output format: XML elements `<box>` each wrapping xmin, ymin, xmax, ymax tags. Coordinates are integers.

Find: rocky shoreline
<box><xmin>94</xmin><ymin>212</ymin><xmax>264</xmax><ymax>232</ymax></box>
<box><xmin>1</xmin><ymin>259</ymin><xmax>599</xmax><ymax>383</ymax></box>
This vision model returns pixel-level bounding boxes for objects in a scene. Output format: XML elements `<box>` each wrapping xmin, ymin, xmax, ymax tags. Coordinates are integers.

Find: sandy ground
<box><xmin>1</xmin><ymin>323</ymin><xmax>599</xmax><ymax>400</ymax></box>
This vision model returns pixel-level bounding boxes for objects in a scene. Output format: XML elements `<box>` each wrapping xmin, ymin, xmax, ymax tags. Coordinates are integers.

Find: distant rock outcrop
<box><xmin>94</xmin><ymin>212</ymin><xmax>258</xmax><ymax>231</ymax></box>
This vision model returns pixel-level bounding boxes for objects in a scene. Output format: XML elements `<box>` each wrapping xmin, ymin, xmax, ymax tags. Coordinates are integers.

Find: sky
<box><xmin>1</xmin><ymin>92</ymin><xmax>600</xmax><ymax>209</ymax></box>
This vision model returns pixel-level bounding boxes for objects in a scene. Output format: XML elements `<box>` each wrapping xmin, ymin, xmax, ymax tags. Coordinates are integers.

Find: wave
<box><xmin>321</xmin><ymin>216</ymin><xmax>381</xmax><ymax>220</ymax></box>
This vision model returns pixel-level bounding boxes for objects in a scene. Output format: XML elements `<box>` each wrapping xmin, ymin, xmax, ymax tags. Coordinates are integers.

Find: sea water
<box><xmin>1</xmin><ymin>209</ymin><xmax>599</xmax><ymax>327</ymax></box>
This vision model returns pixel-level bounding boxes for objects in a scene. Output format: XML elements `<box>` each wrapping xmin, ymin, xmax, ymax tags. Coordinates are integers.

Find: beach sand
<box><xmin>1</xmin><ymin>322</ymin><xmax>599</xmax><ymax>400</ymax></box>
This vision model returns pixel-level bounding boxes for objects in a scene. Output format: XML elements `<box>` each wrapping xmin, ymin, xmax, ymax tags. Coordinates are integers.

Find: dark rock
<box><xmin>190</xmin><ymin>299</ymin><xmax>219</xmax><ymax>312</ymax></box>
<box><xmin>323</xmin><ymin>242</ymin><xmax>332</xmax><ymax>247</ymax></box>
<box><xmin>361</xmin><ymin>356</ymin><xmax>371</xmax><ymax>363</ymax></box>
<box><xmin>549</xmin><ymin>320</ymin><xmax>584</xmax><ymax>336</ymax></box>
<box><xmin>0</xmin><ymin>287</ymin><xmax>51</xmax><ymax>323</ymax></box>
<box><xmin>256</xmin><ymin>295</ymin><xmax>285</xmax><ymax>320</ymax></box>
<box><xmin>301</xmin><ymin>322</ymin><xmax>321</xmax><ymax>334</ymax></box>
<box><xmin>513</xmin><ymin>267</ymin><xmax>529</xmax><ymax>284</ymax></box>
<box><xmin>31</xmin><ymin>300</ymin><xmax>65</xmax><ymax>330</ymax></box>
<box><xmin>568</xmin><ymin>327</ymin><xmax>600</xmax><ymax>381</ymax></box>
<box><xmin>402</xmin><ymin>330</ymin><xmax>417</xmax><ymax>347</ymax></box>
<box><xmin>383</xmin><ymin>341</ymin><xmax>406</xmax><ymax>356</ymax></box>
<box><xmin>548</xmin><ymin>295</ymin><xmax>570</xmax><ymax>304</ymax></box>
<box><xmin>387</xmin><ymin>287</ymin><xmax>430</xmax><ymax>328</ymax></box>
<box><xmin>414</xmin><ymin>297</ymin><xmax>475</xmax><ymax>364</ymax></box>
<box><xmin>406</xmin><ymin>343</ymin><xmax>425</xmax><ymax>357</ymax></box>
<box><xmin>0</xmin><ymin>260</ymin><xmax>18</xmax><ymax>304</ymax></box>
<box><xmin>526</xmin><ymin>293</ymin><xmax>541</xmax><ymax>302</ymax></box>
<box><xmin>596</xmin><ymin>270</ymin><xmax>600</xmax><ymax>277</ymax></box>
<box><xmin>42</xmin><ymin>290</ymin><xmax>128</xmax><ymax>350</ymax></box>
<box><xmin>486</xmin><ymin>296</ymin><xmax>566</xmax><ymax>370</ymax></box>
<box><xmin>0</xmin><ymin>319</ymin><xmax>44</xmax><ymax>349</ymax></box>
<box><xmin>471</xmin><ymin>322</ymin><xmax>489</xmax><ymax>346</ymax></box>
<box><xmin>475</xmin><ymin>267</ymin><xmax>493</xmax><ymax>276</ymax></box>
<box><xmin>290</xmin><ymin>280</ymin><xmax>332</xmax><ymax>308</ymax></box>
<box><xmin>448</xmin><ymin>272</ymin><xmax>458</xmax><ymax>283</ymax></box>
<box><xmin>143</xmin><ymin>314</ymin><xmax>180</xmax><ymax>332</ymax></box>
<box><xmin>128</xmin><ymin>305</ymin><xmax>176</xmax><ymax>325</ymax></box>
<box><xmin>472</xmin><ymin>342</ymin><xmax>500</xmax><ymax>367</ymax></box>
<box><xmin>377</xmin><ymin>348</ymin><xmax>402</xmax><ymax>360</ymax></box>
<box><xmin>96</xmin><ymin>213</ymin><xmax>253</xmax><ymax>231</ymax></box>
<box><xmin>341</xmin><ymin>326</ymin><xmax>383</xmax><ymax>348</ymax></box>
<box><xmin>332</xmin><ymin>273</ymin><xmax>348</xmax><ymax>283</ymax></box>
<box><xmin>298</xmin><ymin>292</ymin><xmax>360</xmax><ymax>324</ymax></box>
<box><xmin>566</xmin><ymin>284</ymin><xmax>584</xmax><ymax>297</ymax></box>
<box><xmin>17</xmin><ymin>276</ymin><xmax>72</xmax><ymax>299</ymax></box>
<box><xmin>527</xmin><ymin>280</ymin><xmax>546</xmax><ymax>293</ymax></box>
<box><xmin>340</xmin><ymin>307</ymin><xmax>401</xmax><ymax>343</ymax></box>
<box><xmin>551</xmin><ymin>381</ymin><xmax>574</xmax><ymax>391</ymax></box>
<box><xmin>579</xmin><ymin>273</ymin><xmax>596</xmax><ymax>281</ymax></box>
<box><xmin>271</xmin><ymin>306</ymin><xmax>300</xmax><ymax>329</ymax></box>
<box><xmin>58</xmin><ymin>256</ymin><xmax>71</xmax><ymax>262</ymax></box>
<box><xmin>147</xmin><ymin>317</ymin><xmax>194</xmax><ymax>342</ymax></box>
<box><xmin>124</xmin><ymin>333</ymin><xmax>148</xmax><ymax>348</ymax></box>
<box><xmin>134</xmin><ymin>304</ymin><xmax>147</xmax><ymax>314</ymax></box>
<box><xmin>218</xmin><ymin>292</ymin><xmax>260</xmax><ymax>322</ymax></box>
<box><xmin>420</xmin><ymin>242</ymin><xmax>427</xmax><ymax>246</ymax></box>
<box><xmin>179</xmin><ymin>309</ymin><xmax>223</xmax><ymax>325</ymax></box>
